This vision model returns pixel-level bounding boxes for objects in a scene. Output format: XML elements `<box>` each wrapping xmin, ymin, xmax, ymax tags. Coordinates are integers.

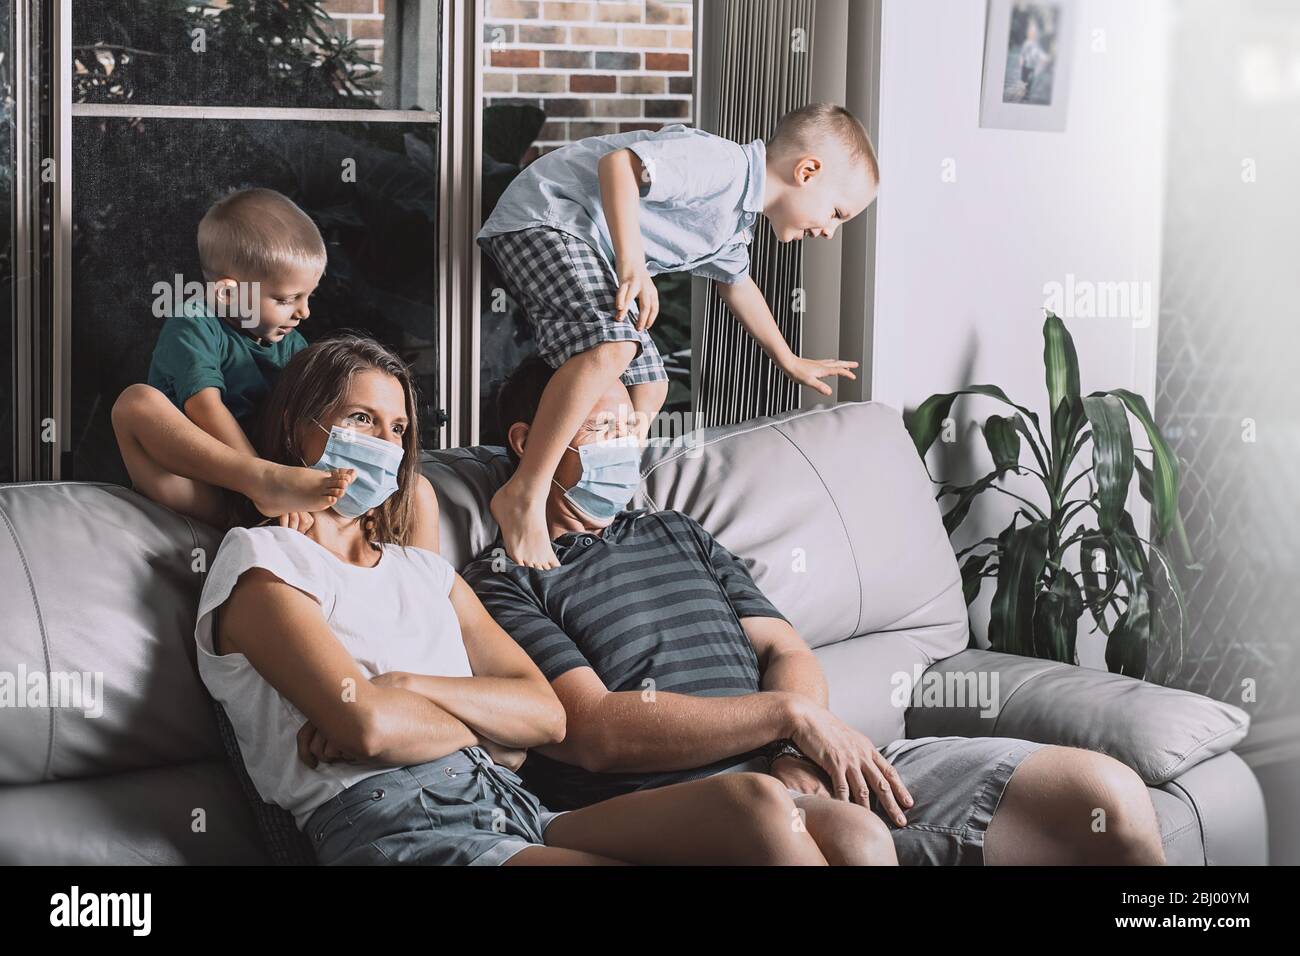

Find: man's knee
<box><xmin>1044</xmin><ymin>748</ymin><xmax>1165</xmax><ymax>865</ymax></box>
<box><xmin>1083</xmin><ymin>752</ymin><xmax>1165</xmax><ymax>865</ymax></box>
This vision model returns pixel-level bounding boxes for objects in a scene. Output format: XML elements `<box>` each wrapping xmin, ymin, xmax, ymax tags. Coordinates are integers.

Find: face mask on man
<box><xmin>305</xmin><ymin>420</ymin><xmax>404</xmax><ymax>518</ymax></box>
<box><xmin>552</xmin><ymin>435</ymin><xmax>643</xmax><ymax>522</ymax></box>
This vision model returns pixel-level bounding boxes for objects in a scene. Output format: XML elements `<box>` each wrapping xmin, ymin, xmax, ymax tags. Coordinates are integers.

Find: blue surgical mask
<box><xmin>552</xmin><ymin>436</ymin><xmax>643</xmax><ymax>521</ymax></box>
<box><xmin>306</xmin><ymin>420</ymin><xmax>404</xmax><ymax>518</ymax></box>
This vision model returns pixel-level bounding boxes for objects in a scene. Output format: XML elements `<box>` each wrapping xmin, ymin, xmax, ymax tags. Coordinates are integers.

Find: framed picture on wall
<box><xmin>980</xmin><ymin>0</ymin><xmax>1074</xmax><ymax>131</ymax></box>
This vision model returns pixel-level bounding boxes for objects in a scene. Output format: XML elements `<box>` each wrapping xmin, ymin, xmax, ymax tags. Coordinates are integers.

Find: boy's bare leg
<box><xmin>504</xmin><ymin>847</ymin><xmax>629</xmax><ymax>865</ymax></box>
<box><xmin>491</xmin><ymin>341</ymin><xmax>638</xmax><ymax>569</ymax></box>
<box><xmin>627</xmin><ymin>379</ymin><xmax>668</xmax><ymax>439</ymax></box>
<box><xmin>540</xmin><ymin>772</ymin><xmax>828</xmax><ymax>865</ymax></box>
<box><xmin>112</xmin><ymin>384</ymin><xmax>353</xmax><ymax>522</ymax></box>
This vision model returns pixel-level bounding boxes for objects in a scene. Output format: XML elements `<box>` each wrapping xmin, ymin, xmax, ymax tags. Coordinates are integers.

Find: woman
<box><xmin>195</xmin><ymin>335</ymin><xmax>828</xmax><ymax>865</ymax></box>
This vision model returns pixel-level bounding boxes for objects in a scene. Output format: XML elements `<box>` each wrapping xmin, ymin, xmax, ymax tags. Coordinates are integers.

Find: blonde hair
<box><xmin>768</xmin><ymin>103</ymin><xmax>879</xmax><ymax>185</ymax></box>
<box><xmin>197</xmin><ymin>187</ymin><xmax>327</xmax><ymax>282</ymax></box>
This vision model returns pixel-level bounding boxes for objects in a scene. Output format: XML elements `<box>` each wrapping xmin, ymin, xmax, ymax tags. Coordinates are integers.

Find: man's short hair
<box><xmin>768</xmin><ymin>102</ymin><xmax>879</xmax><ymax>185</ymax></box>
<box><xmin>496</xmin><ymin>355</ymin><xmax>555</xmax><ymax>465</ymax></box>
<box><xmin>197</xmin><ymin>187</ymin><xmax>327</xmax><ymax>282</ymax></box>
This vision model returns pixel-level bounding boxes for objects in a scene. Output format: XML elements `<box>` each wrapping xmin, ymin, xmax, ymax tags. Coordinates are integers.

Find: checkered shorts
<box><xmin>478</xmin><ymin>226</ymin><xmax>667</xmax><ymax>386</ymax></box>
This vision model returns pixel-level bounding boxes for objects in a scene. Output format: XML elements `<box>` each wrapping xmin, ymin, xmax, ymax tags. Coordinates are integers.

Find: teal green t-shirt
<box><xmin>146</xmin><ymin>307</ymin><xmax>308</xmax><ymax>424</ymax></box>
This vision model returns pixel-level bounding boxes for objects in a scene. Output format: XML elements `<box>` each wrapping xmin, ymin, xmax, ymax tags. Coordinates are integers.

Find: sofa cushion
<box><xmin>906</xmin><ymin>648</ymin><xmax>1251</xmax><ymax>784</ymax></box>
<box><xmin>637</xmin><ymin>402</ymin><xmax>969</xmax><ymax>659</ymax></box>
<box><xmin>0</xmin><ymin>482</ymin><xmax>225</xmax><ymax>783</ymax></box>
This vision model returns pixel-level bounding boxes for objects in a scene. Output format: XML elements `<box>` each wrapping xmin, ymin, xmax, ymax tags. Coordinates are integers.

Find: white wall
<box><xmin>870</xmin><ymin>0</ymin><xmax>1169</xmax><ymax>666</ymax></box>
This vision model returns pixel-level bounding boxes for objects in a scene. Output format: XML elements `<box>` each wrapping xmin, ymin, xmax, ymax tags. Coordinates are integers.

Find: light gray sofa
<box><xmin>0</xmin><ymin>401</ymin><xmax>1265</xmax><ymax>864</ymax></box>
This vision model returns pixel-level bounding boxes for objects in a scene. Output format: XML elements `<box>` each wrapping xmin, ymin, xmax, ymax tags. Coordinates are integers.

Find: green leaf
<box><xmin>1101</xmin><ymin>513</ymin><xmax>1156</xmax><ymax>679</ymax></box>
<box><xmin>1136</xmin><ymin>458</ymin><xmax>1197</xmax><ymax>568</ymax></box>
<box><xmin>1033</xmin><ymin>567</ymin><xmax>1084</xmax><ymax>663</ymax></box>
<box><xmin>1079</xmin><ymin>529</ymin><xmax>1118</xmax><ymax>613</ymax></box>
<box><xmin>1106</xmin><ymin>588</ymin><xmax>1150</xmax><ymax>678</ymax></box>
<box><xmin>983</xmin><ymin>415</ymin><xmax>1022</xmax><ymax>474</ymax></box>
<box><xmin>905</xmin><ymin>386</ymin><xmax>1044</xmax><ymax>459</ymax></box>
<box><xmin>1043</xmin><ymin>312</ymin><xmax>1082</xmax><ymax>418</ymax></box>
<box><xmin>960</xmin><ymin>552</ymin><xmax>994</xmax><ymax>606</ymax></box>
<box><xmin>939</xmin><ymin>471</ymin><xmax>1002</xmax><ymax>535</ymax></box>
<box><xmin>987</xmin><ymin>517</ymin><xmax>1050</xmax><ymax>657</ymax></box>
<box><xmin>1104</xmin><ymin>388</ymin><xmax>1180</xmax><ymax>539</ymax></box>
<box><xmin>1081</xmin><ymin>394</ymin><xmax>1135</xmax><ymax>533</ymax></box>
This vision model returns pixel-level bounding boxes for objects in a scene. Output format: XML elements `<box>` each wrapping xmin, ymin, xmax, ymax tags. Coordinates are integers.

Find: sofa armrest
<box><xmin>903</xmin><ymin>648</ymin><xmax>1250</xmax><ymax>785</ymax></box>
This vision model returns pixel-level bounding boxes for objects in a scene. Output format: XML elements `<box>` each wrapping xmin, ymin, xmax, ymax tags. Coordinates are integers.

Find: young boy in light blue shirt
<box><xmin>477</xmin><ymin>102</ymin><xmax>879</xmax><ymax>568</ymax></box>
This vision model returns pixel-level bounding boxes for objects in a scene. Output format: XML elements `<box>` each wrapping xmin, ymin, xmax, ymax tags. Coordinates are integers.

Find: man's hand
<box><xmin>769</xmin><ymin>754</ymin><xmax>830</xmax><ymax>797</ymax></box>
<box><xmin>615</xmin><ymin>262</ymin><xmax>659</xmax><ymax>332</ymax></box>
<box><xmin>787</xmin><ymin>700</ymin><xmax>913</xmax><ymax>825</ymax></box>
<box><xmin>296</xmin><ymin>719</ymin><xmax>358</xmax><ymax>769</ymax></box>
<box><xmin>778</xmin><ymin>355</ymin><xmax>859</xmax><ymax>397</ymax></box>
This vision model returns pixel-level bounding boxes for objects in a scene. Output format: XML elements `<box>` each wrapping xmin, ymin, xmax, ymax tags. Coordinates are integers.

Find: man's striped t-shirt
<box><xmin>462</xmin><ymin>508</ymin><xmax>789</xmax><ymax>809</ymax></box>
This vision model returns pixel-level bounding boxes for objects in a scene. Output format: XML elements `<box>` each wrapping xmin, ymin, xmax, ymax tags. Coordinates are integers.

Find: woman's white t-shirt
<box><xmin>194</xmin><ymin>526</ymin><xmax>473</xmax><ymax>830</ymax></box>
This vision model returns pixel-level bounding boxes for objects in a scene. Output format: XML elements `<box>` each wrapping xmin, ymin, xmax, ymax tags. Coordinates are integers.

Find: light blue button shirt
<box><xmin>477</xmin><ymin>124</ymin><xmax>765</xmax><ymax>284</ymax></box>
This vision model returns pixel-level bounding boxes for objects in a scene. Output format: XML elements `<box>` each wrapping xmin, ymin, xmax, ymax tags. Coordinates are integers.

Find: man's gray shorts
<box><xmin>717</xmin><ymin>735</ymin><xmax>1049</xmax><ymax>865</ymax></box>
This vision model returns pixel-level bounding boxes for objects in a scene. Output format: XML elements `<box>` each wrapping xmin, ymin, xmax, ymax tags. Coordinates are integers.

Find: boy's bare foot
<box><xmin>491</xmin><ymin>479</ymin><xmax>559</xmax><ymax>569</ymax></box>
<box><xmin>249</xmin><ymin>463</ymin><xmax>355</xmax><ymax>518</ymax></box>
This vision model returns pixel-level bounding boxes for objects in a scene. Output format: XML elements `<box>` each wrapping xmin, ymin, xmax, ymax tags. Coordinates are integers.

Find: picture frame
<box><xmin>980</xmin><ymin>0</ymin><xmax>1075</xmax><ymax>131</ymax></box>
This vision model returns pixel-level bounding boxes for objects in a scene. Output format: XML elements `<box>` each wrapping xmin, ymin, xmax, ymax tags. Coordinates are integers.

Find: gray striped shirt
<box><xmin>462</xmin><ymin>509</ymin><xmax>788</xmax><ymax>808</ymax></box>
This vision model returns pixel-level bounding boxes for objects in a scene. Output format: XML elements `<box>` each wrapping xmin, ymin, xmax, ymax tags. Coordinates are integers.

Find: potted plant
<box><xmin>905</xmin><ymin>313</ymin><xmax>1195</xmax><ymax>678</ymax></box>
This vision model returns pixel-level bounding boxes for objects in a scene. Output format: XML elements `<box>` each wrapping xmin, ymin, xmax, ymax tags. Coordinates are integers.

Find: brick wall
<box><xmin>319</xmin><ymin>0</ymin><xmax>388</xmax><ymax>84</ymax></box>
<box><xmin>484</xmin><ymin>0</ymin><xmax>694</xmax><ymax>154</ymax></box>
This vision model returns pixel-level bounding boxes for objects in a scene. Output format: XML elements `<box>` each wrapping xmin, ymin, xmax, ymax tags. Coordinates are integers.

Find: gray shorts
<box><xmin>305</xmin><ymin>746</ymin><xmax>568</xmax><ymax>866</ymax></box>
<box><xmin>719</xmin><ymin>735</ymin><xmax>1048</xmax><ymax>866</ymax></box>
<box><xmin>477</xmin><ymin>226</ymin><xmax>667</xmax><ymax>386</ymax></box>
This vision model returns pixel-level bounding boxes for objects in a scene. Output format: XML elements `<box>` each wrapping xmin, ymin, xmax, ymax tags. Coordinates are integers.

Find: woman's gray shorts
<box><xmin>306</xmin><ymin>746</ymin><xmax>568</xmax><ymax>866</ymax></box>
<box><xmin>720</xmin><ymin>735</ymin><xmax>1048</xmax><ymax>865</ymax></box>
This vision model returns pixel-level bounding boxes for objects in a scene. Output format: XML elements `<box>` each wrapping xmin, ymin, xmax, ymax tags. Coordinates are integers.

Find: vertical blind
<box><xmin>696</xmin><ymin>0</ymin><xmax>815</xmax><ymax>428</ymax></box>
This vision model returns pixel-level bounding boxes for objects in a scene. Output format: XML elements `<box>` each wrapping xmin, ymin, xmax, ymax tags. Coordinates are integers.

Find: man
<box><xmin>463</xmin><ymin>357</ymin><xmax>1167</xmax><ymax>866</ymax></box>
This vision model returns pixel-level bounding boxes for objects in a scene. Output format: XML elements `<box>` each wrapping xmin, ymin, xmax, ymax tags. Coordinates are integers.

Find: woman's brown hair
<box><xmin>243</xmin><ymin>335</ymin><xmax>422</xmax><ymax>547</ymax></box>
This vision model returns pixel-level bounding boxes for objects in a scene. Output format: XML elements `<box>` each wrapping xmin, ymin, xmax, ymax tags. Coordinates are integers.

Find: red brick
<box><xmin>593</xmin><ymin>97</ymin><xmax>640</xmax><ymax>117</ymax></box>
<box><xmin>544</xmin><ymin>49</ymin><xmax>592</xmax><ymax>68</ymax></box>
<box><xmin>491</xmin><ymin>48</ymin><xmax>541</xmax><ymax>67</ymax></box>
<box><xmin>483</xmin><ymin>72</ymin><xmax>515</xmax><ymax>92</ymax></box>
<box><xmin>620</xmin><ymin>75</ymin><xmax>666</xmax><ymax>94</ymax></box>
<box><xmin>348</xmin><ymin>17</ymin><xmax>384</xmax><ymax>41</ymax></box>
<box><xmin>668</xmin><ymin>75</ymin><xmax>692</xmax><ymax>94</ymax></box>
<box><xmin>671</xmin><ymin>29</ymin><xmax>693</xmax><ymax>49</ymax></box>
<box><xmin>518</xmin><ymin>73</ymin><xmax>567</xmax><ymax>92</ymax></box>
<box><xmin>323</xmin><ymin>0</ymin><xmax>378</xmax><ymax>13</ymax></box>
<box><xmin>570</xmin><ymin>74</ymin><xmax>616</xmax><ymax>93</ymax></box>
<box><xmin>571</xmin><ymin>26</ymin><xmax>617</xmax><ymax>45</ymax></box>
<box><xmin>619</xmin><ymin>122</ymin><xmax>663</xmax><ymax>133</ymax></box>
<box><xmin>645</xmin><ymin>52</ymin><xmax>688</xmax><ymax>72</ymax></box>
<box><xmin>645</xmin><ymin>98</ymin><xmax>688</xmax><ymax>119</ymax></box>
<box><xmin>570</xmin><ymin>121</ymin><xmax>619</xmax><ymax>138</ymax></box>
<box><xmin>622</xmin><ymin>28</ymin><xmax>669</xmax><ymax>48</ymax></box>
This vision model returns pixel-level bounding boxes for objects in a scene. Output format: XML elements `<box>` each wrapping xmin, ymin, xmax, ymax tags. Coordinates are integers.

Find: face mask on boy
<box><xmin>552</xmin><ymin>435</ymin><xmax>643</xmax><ymax>522</ymax></box>
<box><xmin>305</xmin><ymin>420</ymin><xmax>404</xmax><ymax>518</ymax></box>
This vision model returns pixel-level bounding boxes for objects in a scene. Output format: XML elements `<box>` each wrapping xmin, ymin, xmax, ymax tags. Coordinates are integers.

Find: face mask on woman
<box><xmin>306</xmin><ymin>420</ymin><xmax>404</xmax><ymax>518</ymax></box>
<box><xmin>552</xmin><ymin>435</ymin><xmax>643</xmax><ymax>522</ymax></box>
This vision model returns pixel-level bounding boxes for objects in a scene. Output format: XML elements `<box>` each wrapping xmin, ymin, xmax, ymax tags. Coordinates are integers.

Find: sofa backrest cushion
<box><xmin>424</xmin><ymin>402</ymin><xmax>969</xmax><ymax>660</ymax></box>
<box><xmin>0</xmin><ymin>483</ymin><xmax>224</xmax><ymax>783</ymax></box>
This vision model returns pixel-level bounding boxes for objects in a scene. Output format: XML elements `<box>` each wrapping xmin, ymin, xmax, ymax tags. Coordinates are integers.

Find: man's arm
<box><xmin>184</xmin><ymin>386</ymin><xmax>257</xmax><ymax>457</ymax></box>
<box><xmin>715</xmin><ymin>276</ymin><xmax>857</xmax><ymax>397</ymax></box>
<box><xmin>745</xmin><ymin>615</ymin><xmax>827</xmax><ymax>705</ymax></box>
<box><xmin>534</xmin><ymin>667</ymin><xmax>800</xmax><ymax>773</ymax></box>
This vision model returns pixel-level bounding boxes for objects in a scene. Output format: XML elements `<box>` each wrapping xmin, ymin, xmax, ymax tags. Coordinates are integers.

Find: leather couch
<box><xmin>0</xmin><ymin>401</ymin><xmax>1265</xmax><ymax>864</ymax></box>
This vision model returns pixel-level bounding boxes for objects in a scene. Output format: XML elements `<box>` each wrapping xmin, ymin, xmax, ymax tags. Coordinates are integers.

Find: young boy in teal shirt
<box><xmin>477</xmin><ymin>102</ymin><xmax>878</xmax><ymax>568</ymax></box>
<box><xmin>114</xmin><ymin>187</ymin><xmax>439</xmax><ymax>545</ymax></box>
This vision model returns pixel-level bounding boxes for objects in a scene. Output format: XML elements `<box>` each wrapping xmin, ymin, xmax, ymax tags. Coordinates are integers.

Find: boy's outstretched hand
<box><xmin>779</xmin><ymin>355</ymin><xmax>859</xmax><ymax>396</ymax></box>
